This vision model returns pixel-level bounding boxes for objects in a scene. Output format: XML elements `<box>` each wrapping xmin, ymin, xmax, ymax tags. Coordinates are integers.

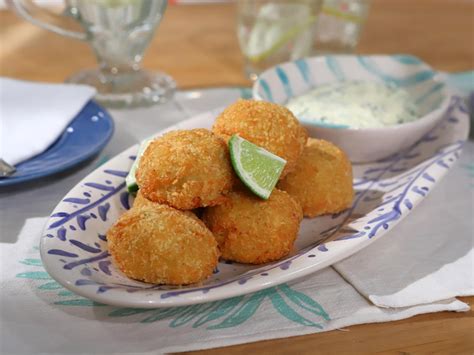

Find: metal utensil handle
<box><xmin>0</xmin><ymin>159</ymin><xmax>16</xmax><ymax>177</ymax></box>
<box><xmin>8</xmin><ymin>0</ymin><xmax>87</xmax><ymax>41</ymax></box>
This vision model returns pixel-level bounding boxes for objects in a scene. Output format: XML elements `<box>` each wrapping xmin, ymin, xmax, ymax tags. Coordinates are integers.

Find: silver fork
<box><xmin>0</xmin><ymin>159</ymin><xmax>16</xmax><ymax>177</ymax></box>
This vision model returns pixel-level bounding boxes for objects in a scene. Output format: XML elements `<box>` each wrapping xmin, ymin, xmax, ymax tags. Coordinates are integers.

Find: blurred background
<box><xmin>1</xmin><ymin>0</ymin><xmax>472</xmax><ymax>89</ymax></box>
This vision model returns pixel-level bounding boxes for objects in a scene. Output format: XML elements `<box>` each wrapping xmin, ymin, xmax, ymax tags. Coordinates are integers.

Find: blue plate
<box><xmin>0</xmin><ymin>101</ymin><xmax>114</xmax><ymax>187</ymax></box>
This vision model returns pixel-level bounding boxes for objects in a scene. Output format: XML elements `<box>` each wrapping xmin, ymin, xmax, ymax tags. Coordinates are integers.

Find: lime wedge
<box><xmin>229</xmin><ymin>135</ymin><xmax>286</xmax><ymax>200</ymax></box>
<box><xmin>125</xmin><ymin>138</ymin><xmax>153</xmax><ymax>194</ymax></box>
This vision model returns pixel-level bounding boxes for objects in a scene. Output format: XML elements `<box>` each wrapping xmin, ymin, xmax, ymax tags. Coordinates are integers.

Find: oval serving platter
<box><xmin>40</xmin><ymin>97</ymin><xmax>469</xmax><ymax>308</ymax></box>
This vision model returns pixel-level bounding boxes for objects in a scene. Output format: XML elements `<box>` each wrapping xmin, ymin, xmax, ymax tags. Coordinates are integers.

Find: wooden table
<box><xmin>1</xmin><ymin>1</ymin><xmax>473</xmax><ymax>353</ymax></box>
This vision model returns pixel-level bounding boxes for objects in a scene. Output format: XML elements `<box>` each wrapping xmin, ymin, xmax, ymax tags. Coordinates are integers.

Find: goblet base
<box><xmin>66</xmin><ymin>68</ymin><xmax>176</xmax><ymax>109</ymax></box>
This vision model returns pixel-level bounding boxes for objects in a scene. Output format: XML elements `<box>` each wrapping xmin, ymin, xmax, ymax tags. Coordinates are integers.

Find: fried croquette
<box><xmin>132</xmin><ymin>189</ymin><xmax>154</xmax><ymax>209</ymax></box>
<box><xmin>133</xmin><ymin>189</ymin><xmax>206</xmax><ymax>225</ymax></box>
<box><xmin>278</xmin><ymin>138</ymin><xmax>354</xmax><ymax>217</ymax></box>
<box><xmin>133</xmin><ymin>189</ymin><xmax>200</xmax><ymax>219</ymax></box>
<box><xmin>136</xmin><ymin>129</ymin><xmax>234</xmax><ymax>210</ymax></box>
<box><xmin>202</xmin><ymin>188</ymin><xmax>303</xmax><ymax>264</ymax></box>
<box><xmin>107</xmin><ymin>204</ymin><xmax>219</xmax><ymax>285</ymax></box>
<box><xmin>212</xmin><ymin>99</ymin><xmax>307</xmax><ymax>177</ymax></box>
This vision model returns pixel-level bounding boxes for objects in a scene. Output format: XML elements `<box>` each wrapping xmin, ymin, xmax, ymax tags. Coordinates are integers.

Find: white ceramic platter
<box><xmin>40</xmin><ymin>98</ymin><xmax>469</xmax><ymax>308</ymax></box>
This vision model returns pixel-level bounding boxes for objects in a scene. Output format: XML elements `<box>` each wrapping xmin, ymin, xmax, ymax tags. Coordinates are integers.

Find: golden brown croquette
<box><xmin>107</xmin><ymin>204</ymin><xmax>219</xmax><ymax>285</ymax></box>
<box><xmin>136</xmin><ymin>129</ymin><xmax>234</xmax><ymax>210</ymax></box>
<box><xmin>278</xmin><ymin>138</ymin><xmax>354</xmax><ymax>217</ymax></box>
<box><xmin>202</xmin><ymin>188</ymin><xmax>303</xmax><ymax>264</ymax></box>
<box><xmin>212</xmin><ymin>100</ymin><xmax>307</xmax><ymax>178</ymax></box>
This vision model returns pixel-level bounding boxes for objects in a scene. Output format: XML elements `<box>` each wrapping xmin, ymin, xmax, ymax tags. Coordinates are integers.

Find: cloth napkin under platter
<box><xmin>1</xmin><ymin>141</ymin><xmax>472</xmax><ymax>354</ymax></box>
<box><xmin>0</xmin><ymin>78</ymin><xmax>96</xmax><ymax>166</ymax></box>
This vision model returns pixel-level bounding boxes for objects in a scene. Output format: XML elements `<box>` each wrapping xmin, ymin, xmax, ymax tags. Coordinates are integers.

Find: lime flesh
<box><xmin>229</xmin><ymin>135</ymin><xmax>286</xmax><ymax>199</ymax></box>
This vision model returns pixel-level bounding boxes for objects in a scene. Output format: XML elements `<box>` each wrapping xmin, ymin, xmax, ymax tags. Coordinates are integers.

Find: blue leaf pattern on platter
<box><xmin>37</xmin><ymin>93</ymin><xmax>468</xmax><ymax>306</ymax></box>
<box><xmin>14</xmin><ymin>84</ymin><xmax>470</xmax><ymax>332</ymax></box>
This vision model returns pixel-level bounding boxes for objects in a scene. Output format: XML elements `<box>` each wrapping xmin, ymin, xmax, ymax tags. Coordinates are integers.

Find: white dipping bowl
<box><xmin>252</xmin><ymin>55</ymin><xmax>451</xmax><ymax>163</ymax></box>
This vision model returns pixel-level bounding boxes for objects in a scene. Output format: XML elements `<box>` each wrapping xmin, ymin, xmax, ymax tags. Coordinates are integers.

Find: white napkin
<box><xmin>0</xmin><ymin>218</ymin><xmax>468</xmax><ymax>354</ymax></box>
<box><xmin>1</xmin><ymin>144</ymin><xmax>472</xmax><ymax>354</ymax></box>
<box><xmin>0</xmin><ymin>78</ymin><xmax>96</xmax><ymax>166</ymax></box>
<box><xmin>333</xmin><ymin>143</ymin><xmax>474</xmax><ymax>308</ymax></box>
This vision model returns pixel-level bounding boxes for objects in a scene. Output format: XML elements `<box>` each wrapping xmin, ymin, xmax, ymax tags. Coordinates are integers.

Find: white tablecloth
<box><xmin>1</xmin><ymin>87</ymin><xmax>473</xmax><ymax>354</ymax></box>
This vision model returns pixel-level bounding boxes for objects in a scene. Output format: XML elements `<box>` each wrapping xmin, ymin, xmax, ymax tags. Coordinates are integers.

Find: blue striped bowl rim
<box><xmin>252</xmin><ymin>55</ymin><xmax>450</xmax><ymax>131</ymax></box>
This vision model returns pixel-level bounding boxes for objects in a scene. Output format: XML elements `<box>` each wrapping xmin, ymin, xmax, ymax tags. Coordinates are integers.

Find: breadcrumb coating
<box><xmin>212</xmin><ymin>99</ymin><xmax>308</xmax><ymax>177</ymax></box>
<box><xmin>107</xmin><ymin>204</ymin><xmax>219</xmax><ymax>285</ymax></box>
<box><xmin>132</xmin><ymin>190</ymin><xmax>155</xmax><ymax>209</ymax></box>
<box><xmin>133</xmin><ymin>190</ymin><xmax>200</xmax><ymax>221</ymax></box>
<box><xmin>202</xmin><ymin>188</ymin><xmax>303</xmax><ymax>264</ymax></box>
<box><xmin>278</xmin><ymin>138</ymin><xmax>354</xmax><ymax>217</ymax></box>
<box><xmin>136</xmin><ymin>129</ymin><xmax>234</xmax><ymax>210</ymax></box>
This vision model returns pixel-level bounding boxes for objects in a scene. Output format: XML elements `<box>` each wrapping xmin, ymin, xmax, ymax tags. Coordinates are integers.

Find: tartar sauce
<box><xmin>286</xmin><ymin>81</ymin><xmax>419</xmax><ymax>129</ymax></box>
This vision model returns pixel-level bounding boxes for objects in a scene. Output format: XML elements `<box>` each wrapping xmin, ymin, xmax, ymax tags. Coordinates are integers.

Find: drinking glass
<box><xmin>237</xmin><ymin>0</ymin><xmax>323</xmax><ymax>81</ymax></box>
<box><xmin>312</xmin><ymin>0</ymin><xmax>371</xmax><ymax>55</ymax></box>
<box><xmin>9</xmin><ymin>0</ymin><xmax>176</xmax><ymax>108</ymax></box>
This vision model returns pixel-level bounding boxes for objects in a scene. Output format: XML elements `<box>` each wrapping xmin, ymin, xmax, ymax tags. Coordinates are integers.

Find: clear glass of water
<box><xmin>312</xmin><ymin>0</ymin><xmax>371</xmax><ymax>55</ymax></box>
<box><xmin>237</xmin><ymin>0</ymin><xmax>323</xmax><ymax>81</ymax></box>
<box><xmin>9</xmin><ymin>0</ymin><xmax>175</xmax><ymax>108</ymax></box>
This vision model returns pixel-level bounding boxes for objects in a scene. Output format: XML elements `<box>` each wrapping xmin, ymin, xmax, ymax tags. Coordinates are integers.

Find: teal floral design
<box><xmin>17</xmin><ymin>253</ymin><xmax>330</xmax><ymax>329</ymax></box>
<box><xmin>108</xmin><ymin>284</ymin><xmax>329</xmax><ymax>328</ymax></box>
<box><xmin>17</xmin><ymin>253</ymin><xmax>105</xmax><ymax>307</ymax></box>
